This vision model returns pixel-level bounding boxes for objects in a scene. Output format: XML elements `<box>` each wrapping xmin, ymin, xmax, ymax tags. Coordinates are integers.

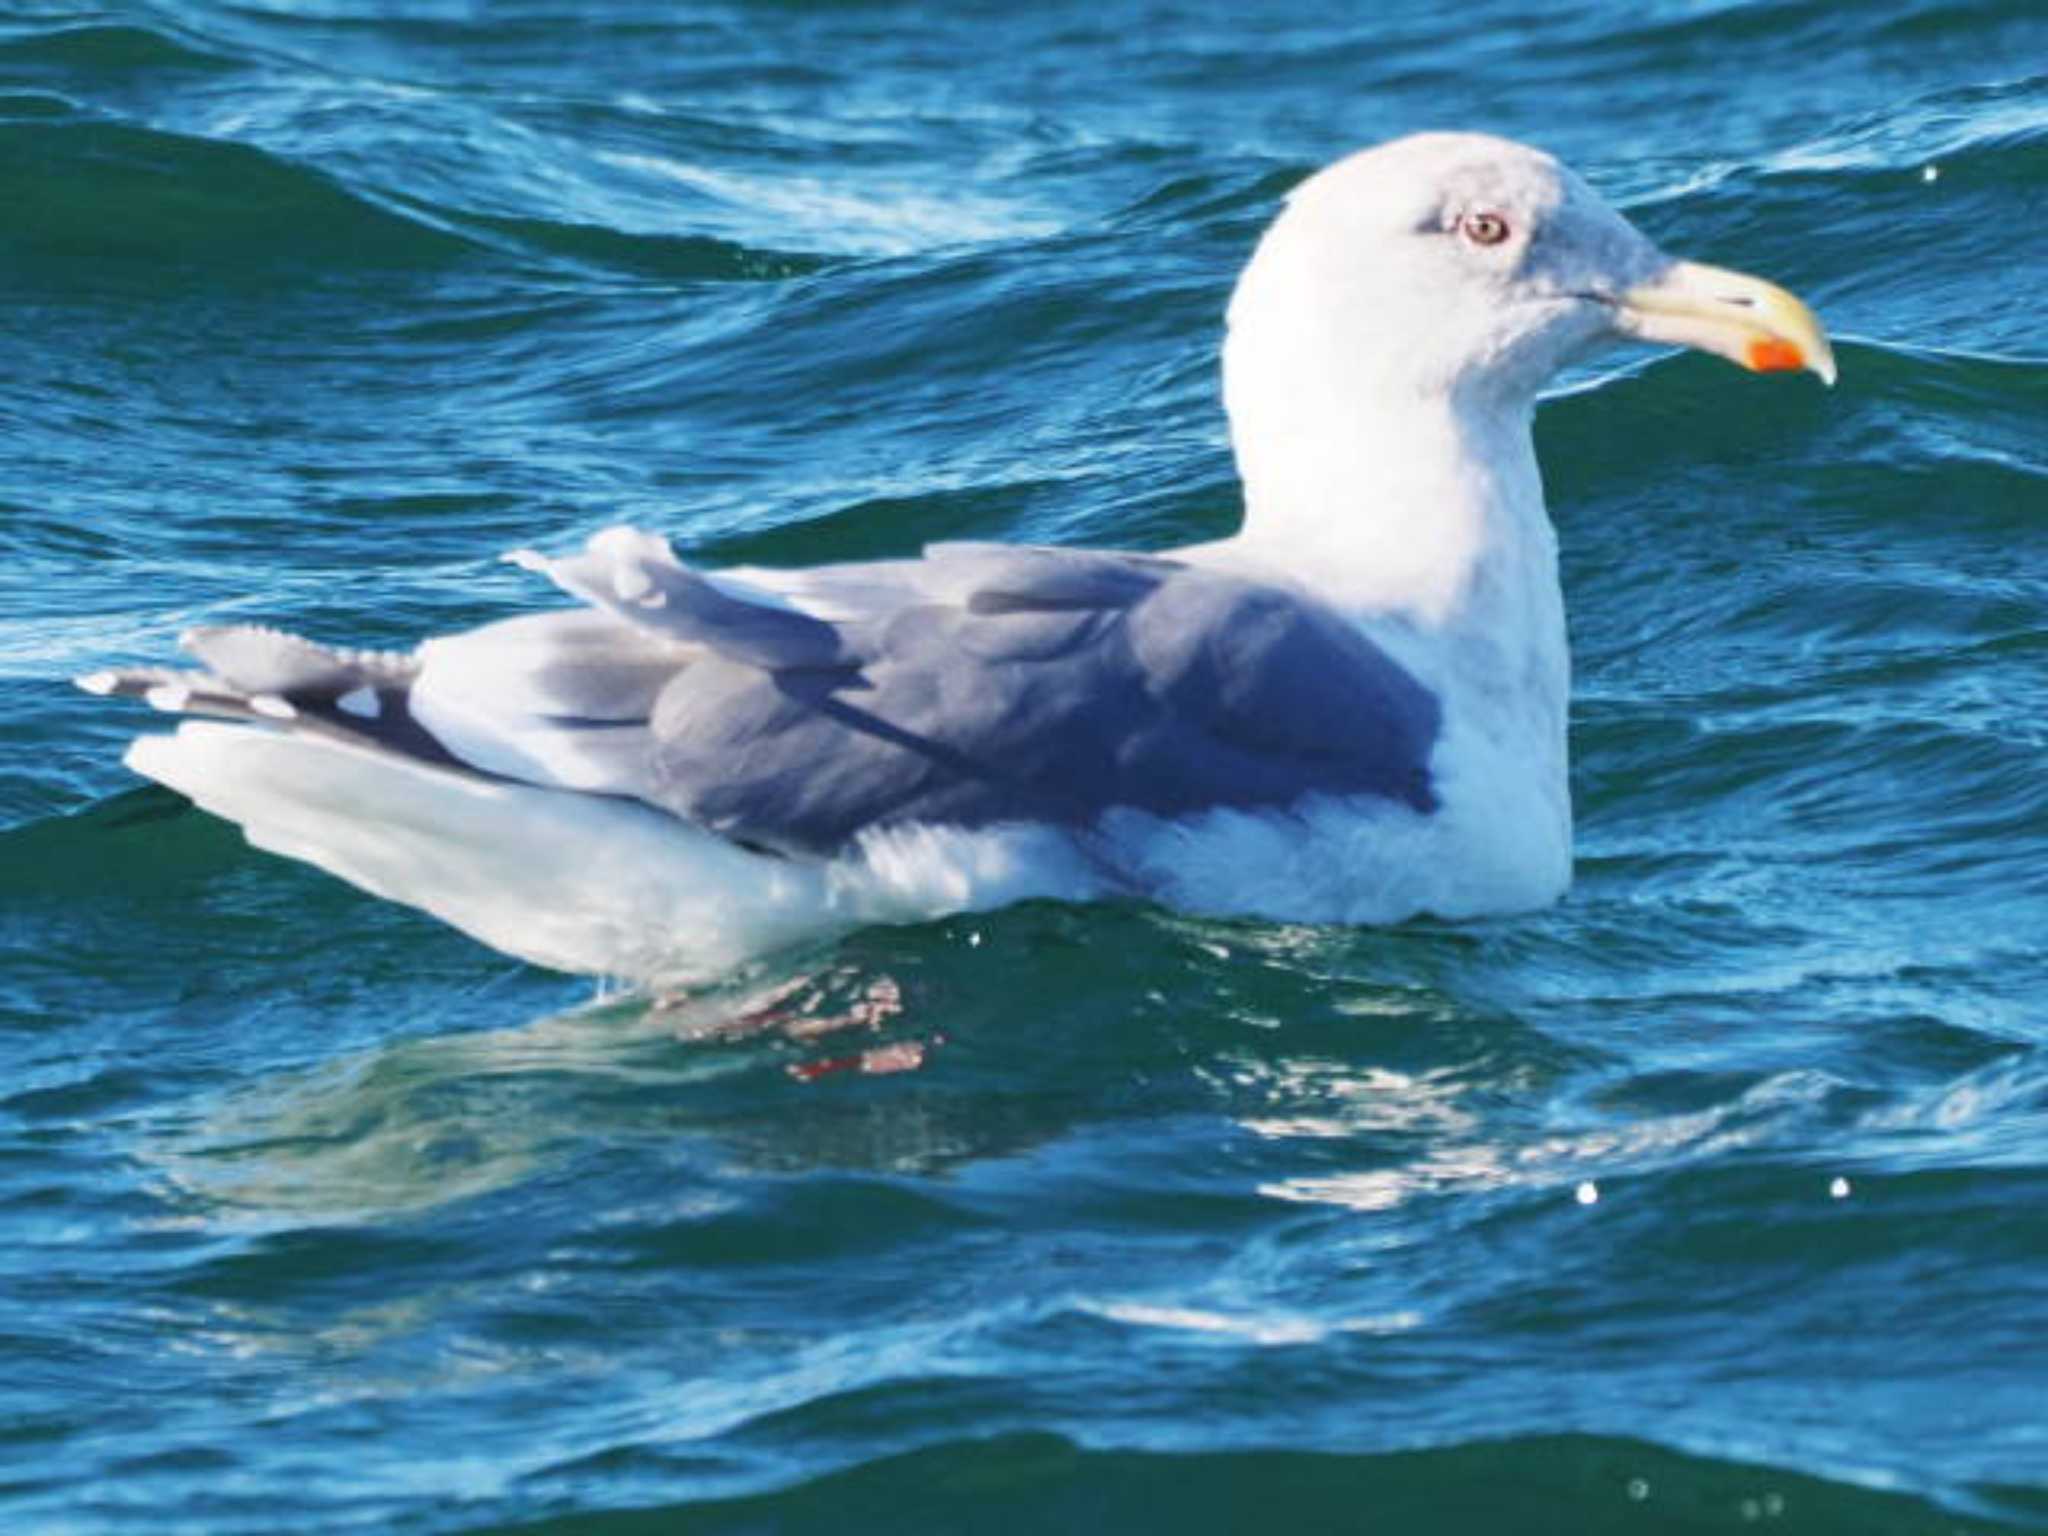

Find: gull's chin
<box><xmin>1602</xmin><ymin>259</ymin><xmax>1836</xmax><ymax>385</ymax></box>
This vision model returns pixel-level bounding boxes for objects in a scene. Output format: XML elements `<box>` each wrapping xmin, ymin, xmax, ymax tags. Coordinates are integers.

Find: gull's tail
<box><xmin>75</xmin><ymin>623</ymin><xmax>464</xmax><ymax>771</ymax></box>
<box><xmin>77</xmin><ymin>625</ymin><xmax>838</xmax><ymax>984</ymax></box>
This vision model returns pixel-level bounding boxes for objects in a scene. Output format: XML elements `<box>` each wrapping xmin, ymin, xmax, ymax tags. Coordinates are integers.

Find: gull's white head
<box><xmin>1225</xmin><ymin>131</ymin><xmax>1834</xmax><ymax>424</ymax></box>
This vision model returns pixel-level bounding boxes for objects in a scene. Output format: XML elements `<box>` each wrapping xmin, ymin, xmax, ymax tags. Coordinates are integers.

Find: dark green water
<box><xmin>3</xmin><ymin>2</ymin><xmax>2045</xmax><ymax>1531</ymax></box>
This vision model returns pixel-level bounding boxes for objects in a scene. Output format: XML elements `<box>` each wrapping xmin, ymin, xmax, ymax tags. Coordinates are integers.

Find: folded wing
<box><xmin>87</xmin><ymin>527</ymin><xmax>1442</xmax><ymax>858</ymax></box>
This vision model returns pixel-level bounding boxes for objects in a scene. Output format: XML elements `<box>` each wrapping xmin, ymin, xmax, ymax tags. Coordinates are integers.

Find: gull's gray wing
<box><xmin>86</xmin><ymin>529</ymin><xmax>1441</xmax><ymax>860</ymax></box>
<box><xmin>595</xmin><ymin>536</ymin><xmax>1442</xmax><ymax>855</ymax></box>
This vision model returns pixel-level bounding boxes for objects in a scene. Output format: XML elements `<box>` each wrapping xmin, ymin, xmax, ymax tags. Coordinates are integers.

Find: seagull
<box><xmin>78</xmin><ymin>132</ymin><xmax>1833</xmax><ymax>985</ymax></box>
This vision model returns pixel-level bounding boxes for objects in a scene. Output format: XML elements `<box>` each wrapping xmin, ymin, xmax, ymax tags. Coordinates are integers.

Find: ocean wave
<box><xmin>441</xmin><ymin>208</ymin><xmax>831</xmax><ymax>282</ymax></box>
<box><xmin>0</xmin><ymin>21</ymin><xmax>240</xmax><ymax>77</ymax></box>
<box><xmin>0</xmin><ymin>114</ymin><xmax>836</xmax><ymax>285</ymax></box>
<box><xmin>485</xmin><ymin>1430</ymin><xmax>2030</xmax><ymax>1534</ymax></box>
<box><xmin>0</xmin><ymin>118</ymin><xmax>467</xmax><ymax>273</ymax></box>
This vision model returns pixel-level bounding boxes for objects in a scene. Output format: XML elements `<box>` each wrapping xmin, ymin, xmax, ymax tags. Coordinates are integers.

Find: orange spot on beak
<box><xmin>1746</xmin><ymin>337</ymin><xmax>1806</xmax><ymax>373</ymax></box>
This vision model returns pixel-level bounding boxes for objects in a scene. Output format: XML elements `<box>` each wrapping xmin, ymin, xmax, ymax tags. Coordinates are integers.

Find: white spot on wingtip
<box><xmin>144</xmin><ymin>684</ymin><xmax>191</xmax><ymax>713</ymax></box>
<box><xmin>336</xmin><ymin>686</ymin><xmax>380</xmax><ymax>719</ymax></box>
<box><xmin>76</xmin><ymin>671</ymin><xmax>117</xmax><ymax>696</ymax></box>
<box><xmin>250</xmin><ymin>694</ymin><xmax>297</xmax><ymax>720</ymax></box>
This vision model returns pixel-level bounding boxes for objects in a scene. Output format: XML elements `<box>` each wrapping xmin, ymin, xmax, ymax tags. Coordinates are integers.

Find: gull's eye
<box><xmin>1459</xmin><ymin>211</ymin><xmax>1511</xmax><ymax>247</ymax></box>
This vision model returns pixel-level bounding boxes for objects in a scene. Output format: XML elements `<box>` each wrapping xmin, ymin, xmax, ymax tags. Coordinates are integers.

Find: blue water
<box><xmin>4</xmin><ymin>1</ymin><xmax>2047</xmax><ymax>1530</ymax></box>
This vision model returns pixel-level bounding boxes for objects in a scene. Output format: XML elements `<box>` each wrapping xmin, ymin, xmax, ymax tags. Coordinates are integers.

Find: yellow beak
<box><xmin>1615</xmin><ymin>260</ymin><xmax>1836</xmax><ymax>386</ymax></box>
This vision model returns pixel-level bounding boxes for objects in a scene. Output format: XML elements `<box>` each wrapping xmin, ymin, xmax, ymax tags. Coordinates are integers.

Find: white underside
<box><xmin>124</xmin><ymin>697</ymin><xmax>1567</xmax><ymax>987</ymax></box>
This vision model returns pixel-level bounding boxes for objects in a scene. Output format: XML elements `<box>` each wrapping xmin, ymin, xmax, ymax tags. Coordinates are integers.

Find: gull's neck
<box><xmin>1206</xmin><ymin>367</ymin><xmax>1573</xmax><ymax>813</ymax></box>
<box><xmin>1218</xmin><ymin>389</ymin><xmax>1548</xmax><ymax>630</ymax></box>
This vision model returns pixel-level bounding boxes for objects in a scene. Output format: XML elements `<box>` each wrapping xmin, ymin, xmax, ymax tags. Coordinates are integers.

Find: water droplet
<box><xmin>1575</xmin><ymin>1180</ymin><xmax>1599</xmax><ymax>1205</ymax></box>
<box><xmin>1829</xmin><ymin>1176</ymin><xmax>1851</xmax><ymax>1199</ymax></box>
<box><xmin>1627</xmin><ymin>1477</ymin><xmax>1649</xmax><ymax>1501</ymax></box>
<box><xmin>1921</xmin><ymin>163</ymin><xmax>1940</xmax><ymax>183</ymax></box>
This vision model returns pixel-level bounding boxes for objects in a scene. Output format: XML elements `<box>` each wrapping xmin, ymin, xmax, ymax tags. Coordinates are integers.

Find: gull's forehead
<box><xmin>1293</xmin><ymin>131</ymin><xmax>1573</xmax><ymax>227</ymax></box>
